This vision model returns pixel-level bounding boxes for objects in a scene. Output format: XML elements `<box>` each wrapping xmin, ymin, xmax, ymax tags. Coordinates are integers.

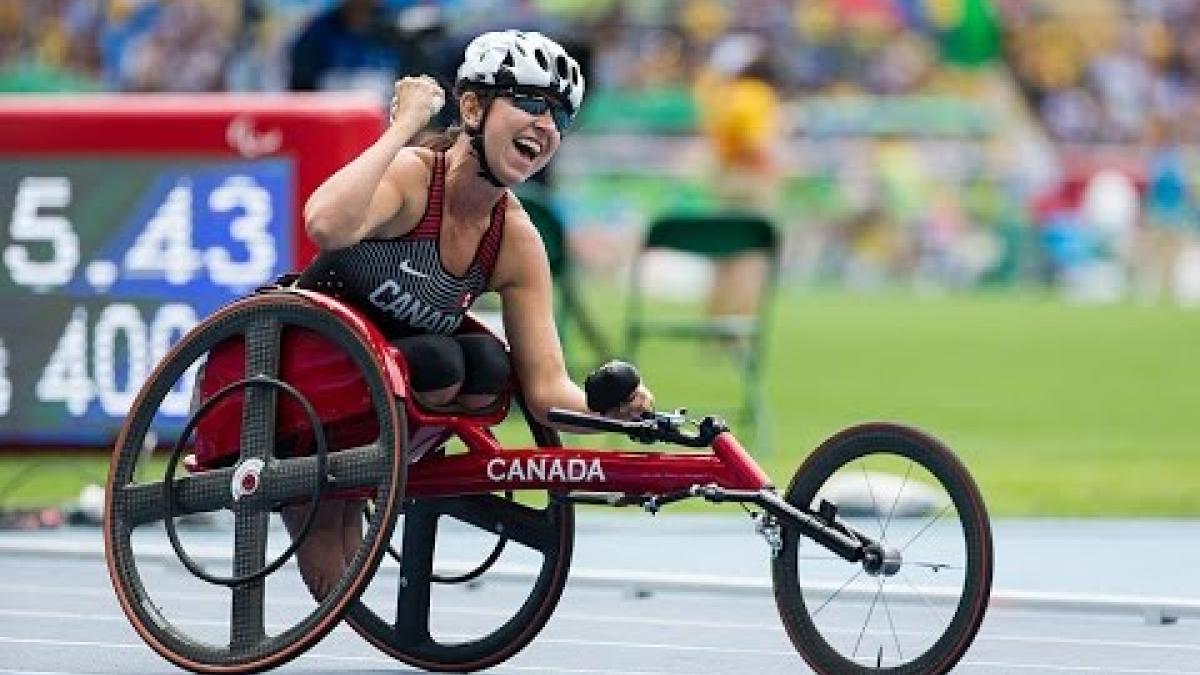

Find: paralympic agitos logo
<box><xmin>486</xmin><ymin>457</ymin><xmax>605</xmax><ymax>482</ymax></box>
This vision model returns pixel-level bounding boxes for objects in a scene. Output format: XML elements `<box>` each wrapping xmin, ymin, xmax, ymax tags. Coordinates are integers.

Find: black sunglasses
<box><xmin>505</xmin><ymin>91</ymin><xmax>571</xmax><ymax>133</ymax></box>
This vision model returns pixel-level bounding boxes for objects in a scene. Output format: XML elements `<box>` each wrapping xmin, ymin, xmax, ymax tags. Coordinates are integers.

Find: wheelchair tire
<box><xmin>771</xmin><ymin>422</ymin><xmax>992</xmax><ymax>674</ymax></box>
<box><xmin>104</xmin><ymin>292</ymin><xmax>407</xmax><ymax>674</ymax></box>
<box><xmin>346</xmin><ymin>399</ymin><xmax>574</xmax><ymax>673</ymax></box>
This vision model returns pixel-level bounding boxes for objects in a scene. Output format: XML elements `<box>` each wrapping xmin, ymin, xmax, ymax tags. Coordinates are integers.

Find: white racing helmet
<box><xmin>457</xmin><ymin>30</ymin><xmax>585</xmax><ymax>117</ymax></box>
<box><xmin>454</xmin><ymin>30</ymin><xmax>585</xmax><ymax>187</ymax></box>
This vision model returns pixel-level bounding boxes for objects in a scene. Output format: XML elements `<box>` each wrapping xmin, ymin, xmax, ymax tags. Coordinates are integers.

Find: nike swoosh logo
<box><xmin>398</xmin><ymin>259</ymin><xmax>429</xmax><ymax>278</ymax></box>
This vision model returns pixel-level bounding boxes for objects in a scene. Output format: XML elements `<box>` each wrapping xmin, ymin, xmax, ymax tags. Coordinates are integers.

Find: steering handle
<box><xmin>546</xmin><ymin>407</ymin><xmax>724</xmax><ymax>448</ymax></box>
<box><xmin>584</xmin><ymin>360</ymin><xmax>641</xmax><ymax>413</ymax></box>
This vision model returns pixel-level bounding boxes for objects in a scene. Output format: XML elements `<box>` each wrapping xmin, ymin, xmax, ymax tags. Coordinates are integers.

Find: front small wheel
<box><xmin>772</xmin><ymin>423</ymin><xmax>992</xmax><ymax>674</ymax></box>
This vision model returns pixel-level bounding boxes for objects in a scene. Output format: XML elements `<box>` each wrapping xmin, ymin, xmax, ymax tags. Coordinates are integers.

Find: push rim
<box><xmin>162</xmin><ymin>376</ymin><xmax>330</xmax><ymax>587</ymax></box>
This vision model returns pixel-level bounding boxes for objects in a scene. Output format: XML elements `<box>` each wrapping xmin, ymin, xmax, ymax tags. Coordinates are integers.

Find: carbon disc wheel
<box><xmin>104</xmin><ymin>292</ymin><xmax>406</xmax><ymax>674</ymax></box>
<box><xmin>346</xmin><ymin>400</ymin><xmax>574</xmax><ymax>673</ymax></box>
<box><xmin>772</xmin><ymin>423</ymin><xmax>993</xmax><ymax>674</ymax></box>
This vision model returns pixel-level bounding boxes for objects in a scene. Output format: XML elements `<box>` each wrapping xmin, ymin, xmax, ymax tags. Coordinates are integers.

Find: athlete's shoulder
<box><xmin>390</xmin><ymin>146</ymin><xmax>436</xmax><ymax>180</ymax></box>
<box><xmin>489</xmin><ymin>192</ymin><xmax>548</xmax><ymax>291</ymax></box>
<box><xmin>502</xmin><ymin>191</ymin><xmax>538</xmax><ymax>237</ymax></box>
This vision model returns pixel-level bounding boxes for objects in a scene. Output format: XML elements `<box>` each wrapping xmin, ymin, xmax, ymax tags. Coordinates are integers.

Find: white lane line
<box><xmin>0</xmin><ymin>637</ymin><xmax>143</xmax><ymax>650</ymax></box>
<box><xmin>8</xmin><ymin>578</ymin><xmax>1200</xmax><ymax>635</ymax></box>
<box><xmin>300</xmin><ymin>652</ymin><xmax>673</xmax><ymax>674</ymax></box>
<box><xmin>4</xmin><ymin>604</ymin><xmax>1200</xmax><ymax>655</ymax></box>
<box><xmin>0</xmin><ymin>608</ymin><xmax>302</xmax><ymax>631</ymax></box>
<box><xmin>958</xmin><ymin>661</ymin><xmax>1200</xmax><ymax>674</ymax></box>
<box><xmin>0</xmin><ymin>628</ymin><xmax>775</xmax><ymax>661</ymax></box>
<box><xmin>982</xmin><ymin>633</ymin><xmax>1200</xmax><ymax>652</ymax></box>
<box><xmin>0</xmin><ymin>640</ymin><xmax>672</xmax><ymax>675</ymax></box>
<box><xmin>528</xmin><ymin>636</ymin><xmax>791</xmax><ymax>657</ymax></box>
<box><xmin>498</xmin><ymin>609</ymin><xmax>1200</xmax><ymax>655</ymax></box>
<box><xmin>0</xmin><ymin>610</ymin><xmax>126</xmax><ymax>623</ymax></box>
<box><xmin>0</xmin><ymin>583</ymin><xmax>315</xmax><ymax>609</ymax></box>
<box><xmin>5</xmin><ymin>635</ymin><xmax>1200</xmax><ymax>674</ymax></box>
<box><xmin>0</xmin><ymin>670</ymin><xmax>109</xmax><ymax>675</ymax></box>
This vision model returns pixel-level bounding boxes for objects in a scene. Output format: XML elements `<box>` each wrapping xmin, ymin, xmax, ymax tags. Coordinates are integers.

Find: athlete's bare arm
<box><xmin>304</xmin><ymin>77</ymin><xmax>444</xmax><ymax>250</ymax></box>
<box><xmin>492</xmin><ymin>207</ymin><xmax>584</xmax><ymax>426</ymax></box>
<box><xmin>493</xmin><ymin>204</ymin><xmax>653</xmax><ymax>427</ymax></box>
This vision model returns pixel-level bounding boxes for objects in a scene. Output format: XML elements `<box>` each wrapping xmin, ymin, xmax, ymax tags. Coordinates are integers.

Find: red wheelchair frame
<box><xmin>105</xmin><ymin>286</ymin><xmax>993</xmax><ymax>675</ymax></box>
<box><xmin>192</xmin><ymin>288</ymin><xmax>772</xmax><ymax>501</ymax></box>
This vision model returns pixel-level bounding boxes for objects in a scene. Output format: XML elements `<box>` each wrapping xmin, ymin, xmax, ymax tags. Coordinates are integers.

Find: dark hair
<box><xmin>420</xmin><ymin>126</ymin><xmax>463</xmax><ymax>151</ymax></box>
<box><xmin>741</xmin><ymin>54</ymin><xmax>778</xmax><ymax>86</ymax></box>
<box><xmin>418</xmin><ymin>85</ymin><xmax>497</xmax><ymax>151</ymax></box>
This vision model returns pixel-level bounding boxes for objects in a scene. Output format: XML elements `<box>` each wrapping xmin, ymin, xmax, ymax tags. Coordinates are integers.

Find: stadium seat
<box><xmin>624</xmin><ymin>212</ymin><xmax>779</xmax><ymax>453</ymax></box>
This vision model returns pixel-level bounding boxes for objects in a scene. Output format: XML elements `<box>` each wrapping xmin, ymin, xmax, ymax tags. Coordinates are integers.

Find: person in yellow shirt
<box><xmin>697</xmin><ymin>56</ymin><xmax>779</xmax><ymax>177</ymax></box>
<box><xmin>694</xmin><ymin>33</ymin><xmax>781</xmax><ymax>317</ymax></box>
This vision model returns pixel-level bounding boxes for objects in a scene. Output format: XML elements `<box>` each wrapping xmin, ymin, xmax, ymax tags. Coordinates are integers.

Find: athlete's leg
<box><xmin>281</xmin><ymin>334</ymin><xmax>466</xmax><ymax>601</ymax></box>
<box><xmin>393</xmin><ymin>334</ymin><xmax>466</xmax><ymax>406</ymax></box>
<box><xmin>340</xmin><ymin>498</ymin><xmax>365</xmax><ymax>565</ymax></box>
<box><xmin>281</xmin><ymin>499</ymin><xmax>354</xmax><ymax>600</ymax></box>
<box><xmin>455</xmin><ymin>333</ymin><xmax>511</xmax><ymax>410</ymax></box>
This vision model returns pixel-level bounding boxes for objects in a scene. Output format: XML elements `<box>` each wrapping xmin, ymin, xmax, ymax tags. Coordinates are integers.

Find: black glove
<box><xmin>584</xmin><ymin>360</ymin><xmax>641</xmax><ymax>414</ymax></box>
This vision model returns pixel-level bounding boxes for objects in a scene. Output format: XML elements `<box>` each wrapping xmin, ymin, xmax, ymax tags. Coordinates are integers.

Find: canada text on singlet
<box><xmin>296</xmin><ymin>151</ymin><xmax>506</xmax><ymax>338</ymax></box>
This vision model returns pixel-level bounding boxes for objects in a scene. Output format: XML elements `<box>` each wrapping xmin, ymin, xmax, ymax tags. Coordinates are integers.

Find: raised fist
<box><xmin>390</xmin><ymin>75</ymin><xmax>445</xmax><ymax>127</ymax></box>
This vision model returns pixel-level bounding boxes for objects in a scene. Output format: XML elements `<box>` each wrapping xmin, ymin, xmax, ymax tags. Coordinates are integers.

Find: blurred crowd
<box><xmin>0</xmin><ymin>0</ymin><xmax>976</xmax><ymax>97</ymax></box>
<box><xmin>1</xmin><ymin>0</ymin><xmax>1197</xmax><ymax>303</ymax></box>
<box><xmin>1001</xmin><ymin>0</ymin><xmax>1200</xmax><ymax>145</ymax></box>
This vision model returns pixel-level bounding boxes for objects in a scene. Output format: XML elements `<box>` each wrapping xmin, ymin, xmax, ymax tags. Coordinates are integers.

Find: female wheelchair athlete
<box><xmin>103</xmin><ymin>283</ymin><xmax>993</xmax><ymax>675</ymax></box>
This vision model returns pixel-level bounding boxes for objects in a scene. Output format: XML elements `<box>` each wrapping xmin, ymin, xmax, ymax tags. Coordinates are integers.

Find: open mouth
<box><xmin>513</xmin><ymin>137</ymin><xmax>542</xmax><ymax>162</ymax></box>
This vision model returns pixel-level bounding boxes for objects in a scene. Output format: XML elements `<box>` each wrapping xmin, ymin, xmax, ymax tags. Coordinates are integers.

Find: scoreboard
<box><xmin>0</xmin><ymin>95</ymin><xmax>383</xmax><ymax>447</ymax></box>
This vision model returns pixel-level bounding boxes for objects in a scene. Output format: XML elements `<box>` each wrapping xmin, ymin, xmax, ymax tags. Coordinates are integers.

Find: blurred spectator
<box><xmin>0</xmin><ymin>0</ymin><xmax>105</xmax><ymax>92</ymax></box>
<box><xmin>1003</xmin><ymin>0</ymin><xmax>1200</xmax><ymax>145</ymax></box>
<box><xmin>1137</xmin><ymin>119</ymin><xmax>1197</xmax><ymax>302</ymax></box>
<box><xmin>693</xmin><ymin>32</ymin><xmax>781</xmax><ymax>316</ymax></box>
<box><xmin>1082</xmin><ymin>168</ymin><xmax>1139</xmax><ymax>261</ymax></box>
<box><xmin>0</xmin><ymin>0</ymin><xmax>1194</xmax><ymax>299</ymax></box>
<box><xmin>121</xmin><ymin>0</ymin><xmax>239</xmax><ymax>91</ymax></box>
<box><xmin>695</xmin><ymin>33</ymin><xmax>781</xmax><ymax>206</ymax></box>
<box><xmin>225</xmin><ymin>0</ymin><xmax>284</xmax><ymax>92</ymax></box>
<box><xmin>287</xmin><ymin>0</ymin><xmax>405</xmax><ymax>103</ymax></box>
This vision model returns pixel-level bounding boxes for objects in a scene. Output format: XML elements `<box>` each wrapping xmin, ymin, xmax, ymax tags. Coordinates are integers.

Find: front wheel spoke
<box><xmin>435</xmin><ymin>495</ymin><xmax>555</xmax><ymax>553</ymax></box>
<box><xmin>860</xmin><ymin>464</ymin><xmax>887</xmax><ymax>540</ymax></box>
<box><xmin>880</xmin><ymin>462</ymin><xmax>916</xmax><ymax>541</ymax></box>
<box><xmin>881</xmin><ymin>583</ymin><xmax>903</xmax><ymax>664</ymax></box>
<box><xmin>906</xmin><ymin>560</ymin><xmax>963</xmax><ymax>572</ymax></box>
<box><xmin>898</xmin><ymin>570</ymin><xmax>953</xmax><ymax>628</ymax></box>
<box><xmin>898</xmin><ymin>504</ymin><xmax>954</xmax><ymax>553</ymax></box>
<box><xmin>811</xmin><ymin>567</ymin><xmax>865</xmax><ymax>618</ymax></box>
<box><xmin>229</xmin><ymin>507</ymin><xmax>269</xmax><ymax>647</ymax></box>
<box><xmin>116</xmin><ymin>469</ymin><xmax>237</xmax><ymax>527</ymax></box>
<box><xmin>851</xmin><ymin>579</ymin><xmax>885</xmax><ymax>659</ymax></box>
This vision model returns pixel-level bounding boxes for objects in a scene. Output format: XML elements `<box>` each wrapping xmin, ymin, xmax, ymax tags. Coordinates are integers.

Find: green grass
<box><xmin>597</xmin><ymin>288</ymin><xmax>1200</xmax><ymax>516</ymax></box>
<box><xmin>0</xmin><ymin>452</ymin><xmax>111</xmax><ymax>508</ymax></box>
<box><xmin>2</xmin><ymin>288</ymin><xmax>1197</xmax><ymax>516</ymax></box>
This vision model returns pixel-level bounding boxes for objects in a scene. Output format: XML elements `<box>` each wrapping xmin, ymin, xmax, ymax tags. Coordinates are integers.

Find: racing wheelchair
<box><xmin>104</xmin><ymin>285</ymin><xmax>993</xmax><ymax>674</ymax></box>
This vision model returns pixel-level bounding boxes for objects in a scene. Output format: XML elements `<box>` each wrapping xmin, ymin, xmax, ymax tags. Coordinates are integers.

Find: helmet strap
<box><xmin>465</xmin><ymin>99</ymin><xmax>506</xmax><ymax>188</ymax></box>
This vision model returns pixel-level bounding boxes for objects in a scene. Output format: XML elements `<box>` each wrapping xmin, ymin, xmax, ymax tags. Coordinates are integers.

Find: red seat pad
<box><xmin>191</xmin><ymin>327</ymin><xmax>379</xmax><ymax>470</ymax></box>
